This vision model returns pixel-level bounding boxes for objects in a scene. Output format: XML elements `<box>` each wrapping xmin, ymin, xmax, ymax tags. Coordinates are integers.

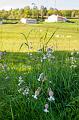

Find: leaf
<box><xmin>19</xmin><ymin>29</ymin><xmax>33</xmax><ymax>51</ymax></box>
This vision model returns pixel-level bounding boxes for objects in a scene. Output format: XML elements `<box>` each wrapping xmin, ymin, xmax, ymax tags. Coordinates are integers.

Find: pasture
<box><xmin>0</xmin><ymin>21</ymin><xmax>79</xmax><ymax>52</ymax></box>
<box><xmin>0</xmin><ymin>22</ymin><xmax>79</xmax><ymax>120</ymax></box>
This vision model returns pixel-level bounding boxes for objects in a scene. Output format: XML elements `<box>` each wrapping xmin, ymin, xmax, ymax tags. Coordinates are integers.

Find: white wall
<box><xmin>20</xmin><ymin>18</ymin><xmax>37</xmax><ymax>24</ymax></box>
<box><xmin>0</xmin><ymin>21</ymin><xmax>2</xmax><ymax>24</ymax></box>
<box><xmin>45</xmin><ymin>15</ymin><xmax>57</xmax><ymax>22</ymax></box>
<box><xmin>45</xmin><ymin>15</ymin><xmax>67</xmax><ymax>22</ymax></box>
<box><xmin>20</xmin><ymin>18</ymin><xmax>26</xmax><ymax>23</ymax></box>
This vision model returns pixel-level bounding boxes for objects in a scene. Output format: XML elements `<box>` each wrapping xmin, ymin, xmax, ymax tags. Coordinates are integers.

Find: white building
<box><xmin>0</xmin><ymin>21</ymin><xmax>2</xmax><ymax>24</ymax></box>
<box><xmin>20</xmin><ymin>18</ymin><xmax>37</xmax><ymax>24</ymax></box>
<box><xmin>45</xmin><ymin>14</ymin><xmax>67</xmax><ymax>22</ymax></box>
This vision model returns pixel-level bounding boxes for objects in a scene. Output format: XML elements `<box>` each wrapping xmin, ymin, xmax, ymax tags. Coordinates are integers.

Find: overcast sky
<box><xmin>0</xmin><ymin>0</ymin><xmax>79</xmax><ymax>10</ymax></box>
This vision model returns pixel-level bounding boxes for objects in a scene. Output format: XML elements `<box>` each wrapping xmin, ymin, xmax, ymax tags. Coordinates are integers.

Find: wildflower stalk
<box><xmin>10</xmin><ymin>100</ymin><xmax>14</xmax><ymax>120</ymax></box>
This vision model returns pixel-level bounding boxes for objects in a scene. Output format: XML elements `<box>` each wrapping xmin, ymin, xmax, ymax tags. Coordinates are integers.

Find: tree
<box><xmin>31</xmin><ymin>6</ymin><xmax>39</xmax><ymax>19</ymax></box>
<box><xmin>0</xmin><ymin>10</ymin><xmax>9</xmax><ymax>19</ymax></box>
<box><xmin>48</xmin><ymin>8</ymin><xmax>62</xmax><ymax>16</ymax></box>
<box><xmin>24</xmin><ymin>6</ymin><xmax>31</xmax><ymax>18</ymax></box>
<box><xmin>40</xmin><ymin>6</ymin><xmax>47</xmax><ymax>19</ymax></box>
<box><xmin>19</xmin><ymin>8</ymin><xmax>25</xmax><ymax>18</ymax></box>
<box><xmin>61</xmin><ymin>10</ymin><xmax>72</xmax><ymax>18</ymax></box>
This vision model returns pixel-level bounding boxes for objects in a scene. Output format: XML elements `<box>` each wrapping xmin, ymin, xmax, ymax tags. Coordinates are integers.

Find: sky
<box><xmin>0</xmin><ymin>0</ymin><xmax>79</xmax><ymax>10</ymax></box>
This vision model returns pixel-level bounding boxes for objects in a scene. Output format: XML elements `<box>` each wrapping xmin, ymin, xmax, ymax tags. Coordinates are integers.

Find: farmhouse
<box><xmin>20</xmin><ymin>18</ymin><xmax>37</xmax><ymax>24</ymax></box>
<box><xmin>45</xmin><ymin>14</ymin><xmax>67</xmax><ymax>22</ymax></box>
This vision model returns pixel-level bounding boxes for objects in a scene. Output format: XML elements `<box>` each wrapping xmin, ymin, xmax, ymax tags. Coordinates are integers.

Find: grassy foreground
<box><xmin>0</xmin><ymin>50</ymin><xmax>79</xmax><ymax>120</ymax></box>
<box><xmin>0</xmin><ymin>22</ymin><xmax>79</xmax><ymax>52</ymax></box>
<box><xmin>0</xmin><ymin>22</ymin><xmax>79</xmax><ymax>119</ymax></box>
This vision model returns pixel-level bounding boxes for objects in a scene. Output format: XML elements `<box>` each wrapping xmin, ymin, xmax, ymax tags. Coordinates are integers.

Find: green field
<box><xmin>0</xmin><ymin>22</ymin><xmax>79</xmax><ymax>52</ymax></box>
<box><xmin>0</xmin><ymin>22</ymin><xmax>79</xmax><ymax>120</ymax></box>
<box><xmin>0</xmin><ymin>50</ymin><xmax>79</xmax><ymax>120</ymax></box>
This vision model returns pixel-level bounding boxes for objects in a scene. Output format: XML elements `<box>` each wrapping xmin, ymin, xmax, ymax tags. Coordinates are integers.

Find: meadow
<box><xmin>0</xmin><ymin>21</ymin><xmax>79</xmax><ymax>52</ymax></box>
<box><xmin>0</xmin><ymin>21</ymin><xmax>79</xmax><ymax>120</ymax></box>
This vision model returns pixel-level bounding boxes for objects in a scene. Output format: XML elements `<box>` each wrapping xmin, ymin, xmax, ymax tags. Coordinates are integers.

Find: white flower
<box><xmin>18</xmin><ymin>76</ymin><xmax>24</xmax><ymax>85</ymax></box>
<box><xmin>18</xmin><ymin>83</ymin><xmax>21</xmax><ymax>86</ymax></box>
<box><xmin>32</xmin><ymin>94</ymin><xmax>38</xmax><ymax>99</ymax></box>
<box><xmin>42</xmin><ymin>55</ymin><xmax>47</xmax><ymax>60</ymax></box>
<box><xmin>48</xmin><ymin>96</ymin><xmax>55</xmax><ymax>101</ymax></box>
<box><xmin>5</xmin><ymin>76</ymin><xmax>9</xmax><ymax>80</ymax></box>
<box><xmin>44</xmin><ymin>109</ymin><xmax>49</xmax><ymax>113</ymax></box>
<box><xmin>38</xmin><ymin>78</ymin><xmax>41</xmax><ymax>81</ymax></box>
<box><xmin>23</xmin><ymin>88</ymin><xmax>29</xmax><ymax>96</ymax></box>
<box><xmin>77</xmin><ymin>51</ymin><xmax>79</xmax><ymax>54</ymax></box>
<box><xmin>29</xmin><ymin>53</ymin><xmax>32</xmax><ymax>56</ymax></box>
<box><xmin>18</xmin><ymin>88</ymin><xmax>22</xmax><ymax>93</ymax></box>
<box><xmin>38</xmin><ymin>73</ymin><xmax>44</xmax><ymax>81</ymax></box>
<box><xmin>23</xmin><ymin>91</ymin><xmax>29</xmax><ymax>96</ymax></box>
<box><xmin>38</xmin><ymin>73</ymin><xmax>47</xmax><ymax>82</ymax></box>
<box><xmin>41</xmin><ymin>59</ymin><xmax>43</xmax><ymax>62</ymax></box>
<box><xmin>48</xmin><ymin>88</ymin><xmax>55</xmax><ymax>102</ymax></box>
<box><xmin>44</xmin><ymin>104</ymin><xmax>49</xmax><ymax>113</ymax></box>
<box><xmin>47</xmin><ymin>53</ymin><xmax>52</xmax><ymax>58</ymax></box>
<box><xmin>18</xmin><ymin>80</ymin><xmax>24</xmax><ymax>86</ymax></box>
<box><xmin>71</xmin><ymin>57</ymin><xmax>74</xmax><ymax>60</ymax></box>
<box><xmin>71</xmin><ymin>52</ymin><xmax>74</xmax><ymax>56</ymax></box>
<box><xmin>19</xmin><ymin>76</ymin><xmax>22</xmax><ymax>80</ymax></box>
<box><xmin>49</xmin><ymin>81</ymin><xmax>52</xmax><ymax>83</ymax></box>
<box><xmin>70</xmin><ymin>64</ymin><xmax>77</xmax><ymax>68</ymax></box>
<box><xmin>32</xmin><ymin>87</ymin><xmax>41</xmax><ymax>99</ymax></box>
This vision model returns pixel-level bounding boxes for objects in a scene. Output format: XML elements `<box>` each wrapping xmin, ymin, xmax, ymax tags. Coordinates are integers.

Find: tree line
<box><xmin>0</xmin><ymin>6</ymin><xmax>79</xmax><ymax>20</ymax></box>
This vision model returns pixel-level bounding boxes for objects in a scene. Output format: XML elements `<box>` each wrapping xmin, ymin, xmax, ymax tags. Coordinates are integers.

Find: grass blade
<box><xmin>19</xmin><ymin>29</ymin><xmax>33</xmax><ymax>50</ymax></box>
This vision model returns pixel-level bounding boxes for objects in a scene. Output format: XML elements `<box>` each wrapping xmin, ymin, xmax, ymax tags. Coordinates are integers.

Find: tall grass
<box><xmin>0</xmin><ymin>50</ymin><xmax>79</xmax><ymax>120</ymax></box>
<box><xmin>19</xmin><ymin>28</ymin><xmax>58</xmax><ymax>53</ymax></box>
